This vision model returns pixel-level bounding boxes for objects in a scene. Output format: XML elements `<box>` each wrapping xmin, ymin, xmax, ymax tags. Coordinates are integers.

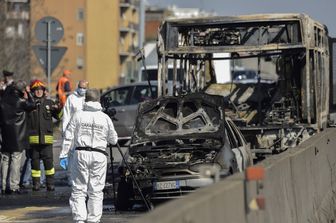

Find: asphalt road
<box><xmin>0</xmin><ymin>128</ymin><xmax>141</xmax><ymax>223</ymax></box>
<box><xmin>0</xmin><ymin>203</ymin><xmax>142</xmax><ymax>223</ymax></box>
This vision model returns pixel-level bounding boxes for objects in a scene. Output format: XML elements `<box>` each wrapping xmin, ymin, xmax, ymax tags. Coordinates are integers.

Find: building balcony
<box><xmin>119</xmin><ymin>51</ymin><xmax>132</xmax><ymax>58</ymax></box>
<box><xmin>6</xmin><ymin>0</ymin><xmax>28</xmax><ymax>2</ymax></box>
<box><xmin>120</xmin><ymin>0</ymin><xmax>139</xmax><ymax>6</ymax></box>
<box><xmin>6</xmin><ymin>11</ymin><xmax>29</xmax><ymax>20</ymax></box>
<box><xmin>120</xmin><ymin>45</ymin><xmax>136</xmax><ymax>54</ymax></box>
<box><xmin>120</xmin><ymin>0</ymin><xmax>138</xmax><ymax>11</ymax></box>
<box><xmin>129</xmin><ymin>22</ymin><xmax>139</xmax><ymax>30</ymax></box>
<box><xmin>119</xmin><ymin>22</ymin><xmax>139</xmax><ymax>34</ymax></box>
<box><xmin>120</xmin><ymin>27</ymin><xmax>135</xmax><ymax>35</ymax></box>
<box><xmin>119</xmin><ymin>52</ymin><xmax>133</xmax><ymax>62</ymax></box>
<box><xmin>119</xmin><ymin>45</ymin><xmax>136</xmax><ymax>61</ymax></box>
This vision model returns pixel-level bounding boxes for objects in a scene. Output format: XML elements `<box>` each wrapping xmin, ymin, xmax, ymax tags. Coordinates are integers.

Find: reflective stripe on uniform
<box><xmin>58</xmin><ymin>109</ymin><xmax>63</xmax><ymax>119</ymax></box>
<box><xmin>31</xmin><ymin>169</ymin><xmax>41</xmax><ymax>177</ymax></box>
<box><xmin>29</xmin><ymin>136</ymin><xmax>39</xmax><ymax>144</ymax></box>
<box><xmin>45</xmin><ymin>167</ymin><xmax>55</xmax><ymax>176</ymax></box>
<box><xmin>44</xmin><ymin>135</ymin><xmax>53</xmax><ymax>144</ymax></box>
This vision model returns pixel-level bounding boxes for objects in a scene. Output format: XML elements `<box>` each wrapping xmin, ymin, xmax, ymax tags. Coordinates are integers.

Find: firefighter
<box><xmin>28</xmin><ymin>80</ymin><xmax>62</xmax><ymax>191</ymax></box>
<box><xmin>60</xmin><ymin>89</ymin><xmax>118</xmax><ymax>223</ymax></box>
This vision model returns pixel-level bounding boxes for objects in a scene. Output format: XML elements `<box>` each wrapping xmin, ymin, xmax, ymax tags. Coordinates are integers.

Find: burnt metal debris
<box><xmin>114</xmin><ymin>13</ymin><xmax>331</xmax><ymax>207</ymax></box>
<box><xmin>117</xmin><ymin>93</ymin><xmax>252</xmax><ymax>204</ymax></box>
<box><xmin>156</xmin><ymin>13</ymin><xmax>330</xmax><ymax>155</ymax></box>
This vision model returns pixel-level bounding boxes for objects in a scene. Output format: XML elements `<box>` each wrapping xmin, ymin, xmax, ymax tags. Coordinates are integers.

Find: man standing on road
<box><xmin>28</xmin><ymin>80</ymin><xmax>62</xmax><ymax>191</ymax></box>
<box><xmin>56</xmin><ymin>69</ymin><xmax>72</xmax><ymax>108</ymax></box>
<box><xmin>59</xmin><ymin>89</ymin><xmax>118</xmax><ymax>223</ymax></box>
<box><xmin>0</xmin><ymin>70</ymin><xmax>15</xmax><ymax>169</ymax></box>
<box><xmin>62</xmin><ymin>80</ymin><xmax>88</xmax><ymax>186</ymax></box>
<box><xmin>0</xmin><ymin>80</ymin><xmax>36</xmax><ymax>194</ymax></box>
<box><xmin>62</xmin><ymin>80</ymin><xmax>88</xmax><ymax>134</ymax></box>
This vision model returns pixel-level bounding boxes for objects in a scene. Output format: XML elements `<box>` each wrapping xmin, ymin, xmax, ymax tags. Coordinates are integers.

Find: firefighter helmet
<box><xmin>30</xmin><ymin>79</ymin><xmax>46</xmax><ymax>90</ymax></box>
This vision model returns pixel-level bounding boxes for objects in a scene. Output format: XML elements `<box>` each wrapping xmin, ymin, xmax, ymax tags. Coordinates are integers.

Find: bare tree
<box><xmin>0</xmin><ymin>1</ymin><xmax>31</xmax><ymax>81</ymax></box>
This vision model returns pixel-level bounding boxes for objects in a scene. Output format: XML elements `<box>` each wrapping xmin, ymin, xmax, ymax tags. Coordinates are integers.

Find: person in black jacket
<box><xmin>0</xmin><ymin>80</ymin><xmax>36</xmax><ymax>194</ymax></box>
<box><xmin>28</xmin><ymin>80</ymin><xmax>62</xmax><ymax>191</ymax></box>
<box><xmin>0</xmin><ymin>70</ymin><xmax>15</xmax><ymax>97</ymax></box>
<box><xmin>0</xmin><ymin>70</ymin><xmax>15</xmax><ymax>178</ymax></box>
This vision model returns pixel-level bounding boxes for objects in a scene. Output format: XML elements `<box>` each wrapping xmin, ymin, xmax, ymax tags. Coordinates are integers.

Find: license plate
<box><xmin>154</xmin><ymin>180</ymin><xmax>180</xmax><ymax>190</ymax></box>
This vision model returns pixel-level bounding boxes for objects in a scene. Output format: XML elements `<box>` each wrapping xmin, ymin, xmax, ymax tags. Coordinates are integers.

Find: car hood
<box><xmin>131</xmin><ymin>93</ymin><xmax>226</xmax><ymax>145</ymax></box>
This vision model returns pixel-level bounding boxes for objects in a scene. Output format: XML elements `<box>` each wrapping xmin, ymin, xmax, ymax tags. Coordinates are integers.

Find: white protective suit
<box><xmin>62</xmin><ymin>89</ymin><xmax>86</xmax><ymax>187</ymax></box>
<box><xmin>62</xmin><ymin>90</ymin><xmax>85</xmax><ymax>134</ymax></box>
<box><xmin>60</xmin><ymin>101</ymin><xmax>118</xmax><ymax>223</ymax></box>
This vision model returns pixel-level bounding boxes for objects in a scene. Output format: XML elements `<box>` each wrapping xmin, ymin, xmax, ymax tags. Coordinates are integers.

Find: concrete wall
<box><xmin>131</xmin><ymin>128</ymin><xmax>336</xmax><ymax>223</ymax></box>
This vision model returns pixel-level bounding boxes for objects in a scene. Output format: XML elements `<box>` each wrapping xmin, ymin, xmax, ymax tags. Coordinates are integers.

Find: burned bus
<box><xmin>156</xmin><ymin>14</ymin><xmax>330</xmax><ymax>156</ymax></box>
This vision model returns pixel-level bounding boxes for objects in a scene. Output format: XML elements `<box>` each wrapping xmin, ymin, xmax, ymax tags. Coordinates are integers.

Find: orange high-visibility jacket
<box><xmin>56</xmin><ymin>76</ymin><xmax>72</xmax><ymax>107</ymax></box>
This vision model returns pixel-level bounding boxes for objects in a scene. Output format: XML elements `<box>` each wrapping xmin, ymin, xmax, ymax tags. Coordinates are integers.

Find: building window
<box><xmin>120</xmin><ymin>37</ymin><xmax>125</xmax><ymax>47</ymax></box>
<box><xmin>76</xmin><ymin>33</ymin><xmax>84</xmax><ymax>46</ymax></box>
<box><xmin>77</xmin><ymin>8</ymin><xmax>84</xmax><ymax>21</ymax></box>
<box><xmin>6</xmin><ymin>2</ymin><xmax>22</xmax><ymax>12</ymax></box>
<box><xmin>5</xmin><ymin>26</ymin><xmax>15</xmax><ymax>38</ymax></box>
<box><xmin>132</xmin><ymin>37</ymin><xmax>138</xmax><ymax>49</ymax></box>
<box><xmin>77</xmin><ymin>57</ymin><xmax>84</xmax><ymax>69</ymax></box>
<box><xmin>17</xmin><ymin>23</ymin><xmax>24</xmax><ymax>38</ymax></box>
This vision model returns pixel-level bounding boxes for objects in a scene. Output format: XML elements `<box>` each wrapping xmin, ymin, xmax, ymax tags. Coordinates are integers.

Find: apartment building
<box><xmin>30</xmin><ymin>0</ymin><xmax>140</xmax><ymax>92</ymax></box>
<box><xmin>145</xmin><ymin>5</ymin><xmax>215</xmax><ymax>43</ymax></box>
<box><xmin>119</xmin><ymin>0</ymin><xmax>140</xmax><ymax>83</ymax></box>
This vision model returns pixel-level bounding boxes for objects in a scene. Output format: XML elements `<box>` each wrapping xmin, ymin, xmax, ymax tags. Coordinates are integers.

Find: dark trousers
<box><xmin>30</xmin><ymin>144</ymin><xmax>54</xmax><ymax>187</ymax></box>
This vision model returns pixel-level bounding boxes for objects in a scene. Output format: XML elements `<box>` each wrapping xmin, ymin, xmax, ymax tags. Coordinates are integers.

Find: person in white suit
<box><xmin>60</xmin><ymin>89</ymin><xmax>118</xmax><ymax>223</ymax></box>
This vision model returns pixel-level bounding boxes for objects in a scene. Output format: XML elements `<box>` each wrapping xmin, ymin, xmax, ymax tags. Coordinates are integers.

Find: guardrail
<box><xmin>131</xmin><ymin>128</ymin><xmax>336</xmax><ymax>223</ymax></box>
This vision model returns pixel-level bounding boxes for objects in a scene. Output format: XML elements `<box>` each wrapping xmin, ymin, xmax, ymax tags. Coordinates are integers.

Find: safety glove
<box><xmin>60</xmin><ymin>157</ymin><xmax>68</xmax><ymax>170</ymax></box>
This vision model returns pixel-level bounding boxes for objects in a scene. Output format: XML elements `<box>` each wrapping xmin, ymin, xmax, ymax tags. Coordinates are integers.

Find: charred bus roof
<box><xmin>156</xmin><ymin>13</ymin><xmax>330</xmax><ymax>133</ymax></box>
<box><xmin>158</xmin><ymin>13</ymin><xmax>328</xmax><ymax>54</ymax></box>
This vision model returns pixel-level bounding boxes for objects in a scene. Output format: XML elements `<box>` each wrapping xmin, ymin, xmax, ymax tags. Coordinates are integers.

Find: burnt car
<box><xmin>116</xmin><ymin>93</ymin><xmax>252</xmax><ymax>208</ymax></box>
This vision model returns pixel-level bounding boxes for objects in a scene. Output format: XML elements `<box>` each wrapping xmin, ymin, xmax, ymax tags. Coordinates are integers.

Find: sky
<box><xmin>147</xmin><ymin>0</ymin><xmax>336</xmax><ymax>37</ymax></box>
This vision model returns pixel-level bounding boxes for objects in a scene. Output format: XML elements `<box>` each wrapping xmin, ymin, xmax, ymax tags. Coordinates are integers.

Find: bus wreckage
<box><xmin>156</xmin><ymin>13</ymin><xmax>330</xmax><ymax>156</ymax></box>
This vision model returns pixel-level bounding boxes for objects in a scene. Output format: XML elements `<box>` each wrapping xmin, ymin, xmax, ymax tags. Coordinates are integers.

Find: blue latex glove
<box><xmin>60</xmin><ymin>157</ymin><xmax>68</xmax><ymax>170</ymax></box>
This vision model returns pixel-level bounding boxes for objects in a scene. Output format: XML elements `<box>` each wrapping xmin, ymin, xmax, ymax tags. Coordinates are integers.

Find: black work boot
<box><xmin>32</xmin><ymin>177</ymin><xmax>41</xmax><ymax>191</ymax></box>
<box><xmin>46</xmin><ymin>175</ymin><xmax>55</xmax><ymax>191</ymax></box>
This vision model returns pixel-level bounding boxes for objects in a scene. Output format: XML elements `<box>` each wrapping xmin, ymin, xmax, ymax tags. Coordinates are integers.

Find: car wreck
<box><xmin>116</xmin><ymin>93</ymin><xmax>252</xmax><ymax>207</ymax></box>
<box><xmin>155</xmin><ymin>13</ymin><xmax>330</xmax><ymax>156</ymax></box>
